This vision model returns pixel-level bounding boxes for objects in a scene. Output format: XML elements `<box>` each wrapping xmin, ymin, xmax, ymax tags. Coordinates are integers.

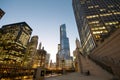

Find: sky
<box><xmin>0</xmin><ymin>0</ymin><xmax>79</xmax><ymax>62</ymax></box>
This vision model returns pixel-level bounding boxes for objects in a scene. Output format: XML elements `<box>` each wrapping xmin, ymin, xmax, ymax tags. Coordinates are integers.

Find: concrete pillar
<box><xmin>33</xmin><ymin>67</ymin><xmax>45</xmax><ymax>80</ymax></box>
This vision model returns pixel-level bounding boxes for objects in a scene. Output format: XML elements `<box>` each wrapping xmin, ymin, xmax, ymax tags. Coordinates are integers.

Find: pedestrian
<box><xmin>87</xmin><ymin>70</ymin><xmax>90</xmax><ymax>75</ymax></box>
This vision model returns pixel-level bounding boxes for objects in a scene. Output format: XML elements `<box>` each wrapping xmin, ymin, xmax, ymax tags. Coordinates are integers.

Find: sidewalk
<box><xmin>45</xmin><ymin>72</ymin><xmax>113</xmax><ymax>80</ymax></box>
<box><xmin>45</xmin><ymin>56</ymin><xmax>114</xmax><ymax>80</ymax></box>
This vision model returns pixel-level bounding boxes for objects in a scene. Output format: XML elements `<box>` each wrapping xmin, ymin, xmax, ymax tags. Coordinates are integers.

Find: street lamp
<box><xmin>61</xmin><ymin>59</ymin><xmax>65</xmax><ymax>74</ymax></box>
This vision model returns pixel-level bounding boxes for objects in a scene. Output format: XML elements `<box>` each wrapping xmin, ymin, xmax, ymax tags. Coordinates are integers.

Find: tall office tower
<box><xmin>60</xmin><ymin>24</ymin><xmax>70</xmax><ymax>59</ymax></box>
<box><xmin>39</xmin><ymin>42</ymin><xmax>42</xmax><ymax>50</ymax></box>
<box><xmin>34</xmin><ymin>43</ymin><xmax>46</xmax><ymax>68</ymax></box>
<box><xmin>45</xmin><ymin>53</ymin><xmax>50</xmax><ymax>68</ymax></box>
<box><xmin>56</xmin><ymin>44</ymin><xmax>61</xmax><ymax>68</ymax></box>
<box><xmin>0</xmin><ymin>22</ymin><xmax>32</xmax><ymax>64</ymax></box>
<box><xmin>29</xmin><ymin>36</ymin><xmax>38</xmax><ymax>56</ymax></box>
<box><xmin>0</xmin><ymin>8</ymin><xmax>5</xmax><ymax>20</ymax></box>
<box><xmin>72</xmin><ymin>0</ymin><xmax>120</xmax><ymax>54</ymax></box>
<box><xmin>26</xmin><ymin>35</ymin><xmax>38</xmax><ymax>66</ymax></box>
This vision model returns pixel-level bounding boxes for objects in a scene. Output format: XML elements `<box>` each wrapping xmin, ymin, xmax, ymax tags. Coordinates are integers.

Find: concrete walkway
<box><xmin>45</xmin><ymin>56</ymin><xmax>114</xmax><ymax>80</ymax></box>
<box><xmin>45</xmin><ymin>72</ymin><xmax>113</xmax><ymax>80</ymax></box>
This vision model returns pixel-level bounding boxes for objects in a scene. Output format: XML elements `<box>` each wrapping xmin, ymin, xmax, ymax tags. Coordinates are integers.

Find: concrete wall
<box><xmin>91</xmin><ymin>29</ymin><xmax>120</xmax><ymax>63</ymax></box>
<box><xmin>90</xmin><ymin>29</ymin><xmax>120</xmax><ymax>77</ymax></box>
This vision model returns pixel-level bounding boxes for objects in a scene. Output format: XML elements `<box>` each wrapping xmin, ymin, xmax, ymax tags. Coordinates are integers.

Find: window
<box><xmin>113</xmin><ymin>12</ymin><xmax>120</xmax><ymax>15</ymax></box>
<box><xmin>105</xmin><ymin>21</ymin><xmax>119</xmax><ymax>25</ymax></box>
<box><xmin>89</xmin><ymin>21</ymin><xmax>99</xmax><ymax>24</ymax></box>
<box><xmin>100</xmin><ymin>13</ymin><xmax>112</xmax><ymax>17</ymax></box>
<box><xmin>100</xmin><ymin>9</ymin><xmax>106</xmax><ymax>12</ymax></box>
<box><xmin>86</xmin><ymin>15</ymin><xmax>99</xmax><ymax>19</ymax></box>
<box><xmin>88</xmin><ymin>6</ymin><xmax>94</xmax><ymax>9</ymax></box>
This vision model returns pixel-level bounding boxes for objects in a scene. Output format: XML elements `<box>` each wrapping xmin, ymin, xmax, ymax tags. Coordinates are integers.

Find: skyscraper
<box><xmin>73</xmin><ymin>38</ymin><xmax>83</xmax><ymax>73</ymax></box>
<box><xmin>56</xmin><ymin>24</ymin><xmax>73</xmax><ymax>69</ymax></box>
<box><xmin>0</xmin><ymin>8</ymin><xmax>5</xmax><ymax>20</ymax></box>
<box><xmin>36</xmin><ymin>43</ymin><xmax>47</xmax><ymax>68</ymax></box>
<box><xmin>26</xmin><ymin>35</ymin><xmax>38</xmax><ymax>66</ymax></box>
<box><xmin>45</xmin><ymin>53</ymin><xmax>50</xmax><ymax>68</ymax></box>
<box><xmin>56</xmin><ymin>44</ymin><xmax>61</xmax><ymax>68</ymax></box>
<box><xmin>60</xmin><ymin>24</ymin><xmax>70</xmax><ymax>59</ymax></box>
<box><xmin>72</xmin><ymin>0</ymin><xmax>120</xmax><ymax>54</ymax></box>
<box><xmin>0</xmin><ymin>22</ymin><xmax>32</xmax><ymax>64</ymax></box>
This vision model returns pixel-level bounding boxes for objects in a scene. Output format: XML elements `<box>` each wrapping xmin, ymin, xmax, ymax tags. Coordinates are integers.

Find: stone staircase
<box><xmin>80</xmin><ymin>55</ymin><xmax>114</xmax><ymax>79</ymax></box>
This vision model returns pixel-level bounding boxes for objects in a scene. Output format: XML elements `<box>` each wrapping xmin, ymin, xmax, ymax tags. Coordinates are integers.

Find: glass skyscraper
<box><xmin>72</xmin><ymin>0</ymin><xmax>120</xmax><ymax>54</ymax></box>
<box><xmin>60</xmin><ymin>24</ymin><xmax>70</xmax><ymax>59</ymax></box>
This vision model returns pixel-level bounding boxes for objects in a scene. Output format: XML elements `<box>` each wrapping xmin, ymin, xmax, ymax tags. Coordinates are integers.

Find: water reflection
<box><xmin>1</xmin><ymin>76</ymin><xmax>33</xmax><ymax>80</ymax></box>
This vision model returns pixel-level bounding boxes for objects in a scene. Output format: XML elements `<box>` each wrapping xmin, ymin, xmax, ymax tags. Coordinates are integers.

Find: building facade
<box><xmin>0</xmin><ymin>22</ymin><xmax>32</xmax><ymax>65</ymax></box>
<box><xmin>60</xmin><ymin>24</ymin><xmax>70</xmax><ymax>59</ymax></box>
<box><xmin>33</xmin><ymin>43</ymin><xmax>47</xmax><ymax>68</ymax></box>
<box><xmin>56</xmin><ymin>44</ymin><xmax>61</xmax><ymax>69</ymax></box>
<box><xmin>56</xmin><ymin>24</ymin><xmax>73</xmax><ymax>69</ymax></box>
<box><xmin>45</xmin><ymin>53</ymin><xmax>50</xmax><ymax>68</ymax></box>
<box><xmin>73</xmin><ymin>38</ymin><xmax>83</xmax><ymax>73</ymax></box>
<box><xmin>25</xmin><ymin>35</ymin><xmax>38</xmax><ymax>67</ymax></box>
<box><xmin>0</xmin><ymin>8</ymin><xmax>5</xmax><ymax>20</ymax></box>
<box><xmin>72</xmin><ymin>0</ymin><xmax>120</xmax><ymax>54</ymax></box>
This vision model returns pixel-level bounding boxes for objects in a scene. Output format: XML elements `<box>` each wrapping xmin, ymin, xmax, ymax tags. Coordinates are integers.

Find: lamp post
<box><xmin>62</xmin><ymin>59</ymin><xmax>65</xmax><ymax>74</ymax></box>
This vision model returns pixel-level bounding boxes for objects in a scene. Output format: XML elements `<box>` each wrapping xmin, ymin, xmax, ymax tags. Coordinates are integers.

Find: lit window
<box><xmin>88</xmin><ymin>6</ymin><xmax>94</xmax><ymax>9</ymax></box>
<box><xmin>95</xmin><ymin>5</ymin><xmax>99</xmax><ymax>8</ymax></box>
<box><xmin>89</xmin><ymin>21</ymin><xmax>99</xmax><ymax>24</ymax></box>
<box><xmin>100</xmin><ymin>9</ymin><xmax>106</xmax><ymax>12</ymax></box>
<box><xmin>108</xmin><ymin>5</ymin><xmax>114</xmax><ymax>8</ymax></box>
<box><xmin>115</xmin><ymin>25</ymin><xmax>120</xmax><ymax>28</ymax></box>
<box><xmin>99</xmin><ymin>27</ymin><xmax>106</xmax><ymax>29</ymax></box>
<box><xmin>95</xmin><ymin>35</ymin><xmax>100</xmax><ymax>39</ymax></box>
<box><xmin>86</xmin><ymin>15</ymin><xmax>99</xmax><ymax>19</ymax></box>
<box><xmin>100</xmin><ymin>13</ymin><xmax>112</xmax><ymax>17</ymax></box>
<box><xmin>91</xmin><ymin>27</ymin><xmax>106</xmax><ymax>30</ymax></box>
<box><xmin>103</xmin><ymin>30</ymin><xmax>108</xmax><ymax>33</ymax></box>
<box><xmin>113</xmin><ymin>12</ymin><xmax>120</xmax><ymax>15</ymax></box>
<box><xmin>80</xmin><ymin>1</ymin><xmax>85</xmax><ymax>4</ymax></box>
<box><xmin>105</xmin><ymin>21</ymin><xmax>119</xmax><ymax>25</ymax></box>
<box><xmin>93</xmin><ymin>31</ymin><xmax>103</xmax><ymax>34</ymax></box>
